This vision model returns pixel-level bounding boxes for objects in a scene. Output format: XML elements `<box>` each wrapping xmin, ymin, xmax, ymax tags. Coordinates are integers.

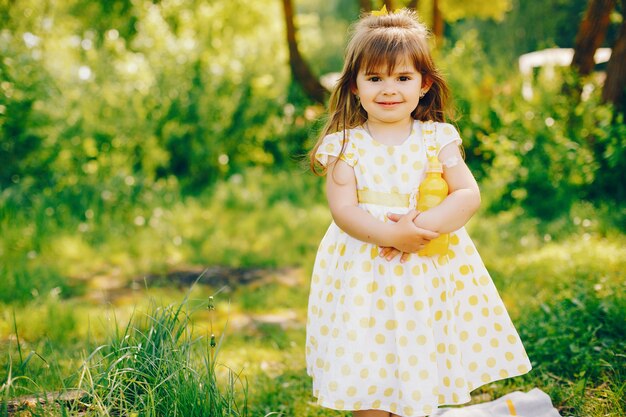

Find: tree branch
<box><xmin>571</xmin><ymin>0</ymin><xmax>615</xmax><ymax>75</ymax></box>
<box><xmin>281</xmin><ymin>0</ymin><xmax>326</xmax><ymax>104</ymax></box>
<box><xmin>359</xmin><ymin>0</ymin><xmax>372</xmax><ymax>13</ymax></box>
<box><xmin>602</xmin><ymin>0</ymin><xmax>626</xmax><ymax>111</ymax></box>
<box><xmin>433</xmin><ymin>0</ymin><xmax>444</xmax><ymax>45</ymax></box>
<box><xmin>407</xmin><ymin>0</ymin><xmax>419</xmax><ymax>11</ymax></box>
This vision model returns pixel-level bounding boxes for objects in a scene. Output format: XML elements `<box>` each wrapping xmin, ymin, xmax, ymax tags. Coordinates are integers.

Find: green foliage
<box><xmin>520</xmin><ymin>289</ymin><xmax>626</xmax><ymax>384</ymax></box>
<box><xmin>2</xmin><ymin>0</ymin><xmax>625</xmax><ymax>219</ymax></box>
<box><xmin>0</xmin><ymin>20</ymin><xmax>57</xmax><ymax>189</ymax></box>
<box><xmin>195</xmin><ymin>168</ymin><xmax>327</xmax><ymax>268</ymax></box>
<box><xmin>440</xmin><ymin>0</ymin><xmax>511</xmax><ymax>22</ymax></box>
<box><xmin>0</xmin><ymin>0</ymin><xmax>317</xmax><ymax>195</ymax></box>
<box><xmin>450</xmin><ymin>0</ymin><xmax>592</xmax><ymax>62</ymax></box>
<box><xmin>79</xmin><ymin>296</ymin><xmax>247</xmax><ymax>416</ymax></box>
<box><xmin>0</xmin><ymin>167</ymin><xmax>329</xmax><ymax>302</ymax></box>
<box><xmin>236</xmin><ymin>282</ymin><xmax>308</xmax><ymax>313</ymax></box>
<box><xmin>1</xmin><ymin>291</ymin><xmax>249</xmax><ymax>416</ymax></box>
<box><xmin>440</xmin><ymin>32</ymin><xmax>626</xmax><ymax>219</ymax></box>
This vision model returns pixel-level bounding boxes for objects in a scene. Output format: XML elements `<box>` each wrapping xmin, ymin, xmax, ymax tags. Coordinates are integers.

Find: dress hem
<box><xmin>312</xmin><ymin>363</ymin><xmax>532</xmax><ymax>417</ymax></box>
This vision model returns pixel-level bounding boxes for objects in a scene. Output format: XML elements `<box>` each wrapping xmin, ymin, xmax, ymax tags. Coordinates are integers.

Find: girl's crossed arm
<box><xmin>382</xmin><ymin>143</ymin><xmax>480</xmax><ymax>261</ymax></box>
<box><xmin>412</xmin><ymin>142</ymin><xmax>481</xmax><ymax>233</ymax></box>
<box><xmin>325</xmin><ymin>156</ymin><xmax>439</xmax><ymax>254</ymax></box>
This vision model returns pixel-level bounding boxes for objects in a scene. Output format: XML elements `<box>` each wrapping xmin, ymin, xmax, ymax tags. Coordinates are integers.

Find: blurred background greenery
<box><xmin>1</xmin><ymin>0</ymin><xmax>625</xmax><ymax>416</ymax></box>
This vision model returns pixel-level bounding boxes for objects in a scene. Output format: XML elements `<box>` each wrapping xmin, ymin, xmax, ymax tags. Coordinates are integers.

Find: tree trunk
<box><xmin>281</xmin><ymin>0</ymin><xmax>326</xmax><ymax>104</ymax></box>
<box><xmin>407</xmin><ymin>0</ymin><xmax>419</xmax><ymax>11</ymax></box>
<box><xmin>571</xmin><ymin>0</ymin><xmax>615</xmax><ymax>75</ymax></box>
<box><xmin>602</xmin><ymin>0</ymin><xmax>626</xmax><ymax>111</ymax></box>
<box><xmin>432</xmin><ymin>0</ymin><xmax>444</xmax><ymax>45</ymax></box>
<box><xmin>359</xmin><ymin>0</ymin><xmax>372</xmax><ymax>13</ymax></box>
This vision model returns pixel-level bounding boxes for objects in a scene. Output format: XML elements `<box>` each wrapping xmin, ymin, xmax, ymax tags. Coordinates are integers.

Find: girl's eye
<box><xmin>399</xmin><ymin>76</ymin><xmax>411</xmax><ymax>81</ymax></box>
<box><xmin>368</xmin><ymin>76</ymin><xmax>381</xmax><ymax>82</ymax></box>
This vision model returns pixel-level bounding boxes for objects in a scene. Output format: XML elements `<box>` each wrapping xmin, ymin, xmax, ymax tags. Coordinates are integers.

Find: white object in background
<box><xmin>320</xmin><ymin>72</ymin><xmax>341</xmax><ymax>91</ymax></box>
<box><xmin>518</xmin><ymin>48</ymin><xmax>611</xmax><ymax>100</ymax></box>
<box><xmin>432</xmin><ymin>388</ymin><xmax>562</xmax><ymax>417</ymax></box>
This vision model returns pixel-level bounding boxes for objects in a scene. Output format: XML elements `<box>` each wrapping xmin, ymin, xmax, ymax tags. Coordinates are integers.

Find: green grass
<box><xmin>1</xmin><ymin>167</ymin><xmax>625</xmax><ymax>416</ymax></box>
<box><xmin>2</xmin><ymin>289</ymin><xmax>249</xmax><ymax>416</ymax></box>
<box><xmin>0</xmin><ymin>167</ymin><xmax>327</xmax><ymax>303</ymax></box>
<box><xmin>79</xmin><ymin>295</ymin><xmax>248</xmax><ymax>416</ymax></box>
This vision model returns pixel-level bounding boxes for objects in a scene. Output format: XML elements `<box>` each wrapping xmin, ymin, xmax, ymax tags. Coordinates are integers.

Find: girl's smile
<box><xmin>377</xmin><ymin>101</ymin><xmax>403</xmax><ymax>106</ymax></box>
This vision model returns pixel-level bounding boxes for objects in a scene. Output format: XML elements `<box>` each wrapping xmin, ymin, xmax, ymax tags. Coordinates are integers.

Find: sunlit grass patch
<box><xmin>2</xmin><ymin>290</ymin><xmax>249</xmax><ymax>416</ymax></box>
<box><xmin>519</xmin><ymin>287</ymin><xmax>626</xmax><ymax>377</ymax></box>
<box><xmin>488</xmin><ymin>235</ymin><xmax>626</xmax><ymax>321</ymax></box>
<box><xmin>468</xmin><ymin>204</ymin><xmax>626</xmax><ymax>314</ymax></box>
<box><xmin>234</xmin><ymin>280</ymin><xmax>309</xmax><ymax>314</ymax></box>
<box><xmin>77</xmin><ymin>296</ymin><xmax>247</xmax><ymax>416</ymax></box>
<box><xmin>0</xmin><ymin>168</ymin><xmax>329</xmax><ymax>303</ymax></box>
<box><xmin>512</xmin><ymin>286</ymin><xmax>626</xmax><ymax>416</ymax></box>
<box><xmin>248</xmin><ymin>369</ymin><xmax>350</xmax><ymax>417</ymax></box>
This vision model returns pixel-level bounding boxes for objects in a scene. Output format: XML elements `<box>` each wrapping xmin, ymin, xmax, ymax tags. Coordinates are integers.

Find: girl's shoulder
<box><xmin>434</xmin><ymin>121</ymin><xmax>461</xmax><ymax>139</ymax></box>
<box><xmin>418</xmin><ymin>120</ymin><xmax>462</xmax><ymax>149</ymax></box>
<box><xmin>320</xmin><ymin>126</ymin><xmax>369</xmax><ymax>149</ymax></box>
<box><xmin>337</xmin><ymin>126</ymin><xmax>368</xmax><ymax>141</ymax></box>
<box><xmin>416</xmin><ymin>120</ymin><xmax>459</xmax><ymax>135</ymax></box>
<box><xmin>320</xmin><ymin>126</ymin><xmax>366</xmax><ymax>140</ymax></box>
<box><xmin>315</xmin><ymin>128</ymin><xmax>363</xmax><ymax>167</ymax></box>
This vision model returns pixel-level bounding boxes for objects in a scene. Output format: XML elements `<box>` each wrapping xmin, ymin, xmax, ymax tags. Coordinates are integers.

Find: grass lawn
<box><xmin>1</xmin><ymin>169</ymin><xmax>625</xmax><ymax>416</ymax></box>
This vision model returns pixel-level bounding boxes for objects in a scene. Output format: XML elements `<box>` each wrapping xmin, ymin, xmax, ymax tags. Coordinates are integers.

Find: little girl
<box><xmin>306</xmin><ymin>9</ymin><xmax>531</xmax><ymax>417</ymax></box>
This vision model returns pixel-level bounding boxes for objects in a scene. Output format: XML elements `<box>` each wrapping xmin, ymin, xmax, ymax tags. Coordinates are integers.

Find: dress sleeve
<box><xmin>435</xmin><ymin>122</ymin><xmax>462</xmax><ymax>155</ymax></box>
<box><xmin>315</xmin><ymin>132</ymin><xmax>358</xmax><ymax>167</ymax></box>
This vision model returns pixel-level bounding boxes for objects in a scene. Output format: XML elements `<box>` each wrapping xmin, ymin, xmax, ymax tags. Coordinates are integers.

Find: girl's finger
<box><xmin>386</xmin><ymin>249</ymin><xmax>401</xmax><ymax>261</ymax></box>
<box><xmin>400</xmin><ymin>252</ymin><xmax>411</xmax><ymax>263</ymax></box>
<box><xmin>415</xmin><ymin>227</ymin><xmax>439</xmax><ymax>240</ymax></box>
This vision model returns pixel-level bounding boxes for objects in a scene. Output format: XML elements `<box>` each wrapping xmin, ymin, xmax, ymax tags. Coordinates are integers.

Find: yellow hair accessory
<box><xmin>371</xmin><ymin>5</ymin><xmax>388</xmax><ymax>16</ymax></box>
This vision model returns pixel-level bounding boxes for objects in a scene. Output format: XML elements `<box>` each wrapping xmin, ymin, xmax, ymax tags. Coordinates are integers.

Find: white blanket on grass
<box><xmin>432</xmin><ymin>389</ymin><xmax>562</xmax><ymax>417</ymax></box>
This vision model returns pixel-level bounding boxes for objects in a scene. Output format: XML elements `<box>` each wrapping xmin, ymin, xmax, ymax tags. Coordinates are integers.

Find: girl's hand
<box><xmin>387</xmin><ymin>212</ymin><xmax>440</xmax><ymax>238</ymax></box>
<box><xmin>387</xmin><ymin>210</ymin><xmax>439</xmax><ymax>253</ymax></box>
<box><xmin>380</xmin><ymin>246</ymin><xmax>412</xmax><ymax>263</ymax></box>
<box><xmin>381</xmin><ymin>211</ymin><xmax>439</xmax><ymax>259</ymax></box>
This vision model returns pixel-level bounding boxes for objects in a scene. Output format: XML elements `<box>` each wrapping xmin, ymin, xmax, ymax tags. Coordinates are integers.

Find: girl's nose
<box><xmin>381</xmin><ymin>81</ymin><xmax>396</xmax><ymax>95</ymax></box>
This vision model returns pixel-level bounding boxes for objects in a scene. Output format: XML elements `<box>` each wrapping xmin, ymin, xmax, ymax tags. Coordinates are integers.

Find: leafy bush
<box><xmin>2</xmin><ymin>1</ymin><xmax>624</xmax><ymax>220</ymax></box>
<box><xmin>0</xmin><ymin>0</ymin><xmax>319</xmax><ymax>195</ymax></box>
<box><xmin>440</xmin><ymin>32</ymin><xmax>626</xmax><ymax>219</ymax></box>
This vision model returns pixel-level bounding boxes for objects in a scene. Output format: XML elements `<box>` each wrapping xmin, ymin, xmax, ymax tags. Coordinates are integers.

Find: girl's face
<box><xmin>354</xmin><ymin>59</ymin><xmax>428</xmax><ymax>127</ymax></box>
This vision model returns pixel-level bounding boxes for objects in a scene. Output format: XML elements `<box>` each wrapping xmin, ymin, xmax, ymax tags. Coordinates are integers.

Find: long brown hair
<box><xmin>310</xmin><ymin>9</ymin><xmax>451</xmax><ymax>175</ymax></box>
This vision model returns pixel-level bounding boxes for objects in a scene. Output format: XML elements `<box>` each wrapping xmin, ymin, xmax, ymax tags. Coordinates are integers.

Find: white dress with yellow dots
<box><xmin>306</xmin><ymin>120</ymin><xmax>531</xmax><ymax>417</ymax></box>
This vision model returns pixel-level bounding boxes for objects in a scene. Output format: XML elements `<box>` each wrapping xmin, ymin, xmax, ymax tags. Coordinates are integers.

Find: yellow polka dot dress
<box><xmin>306</xmin><ymin>120</ymin><xmax>531</xmax><ymax>417</ymax></box>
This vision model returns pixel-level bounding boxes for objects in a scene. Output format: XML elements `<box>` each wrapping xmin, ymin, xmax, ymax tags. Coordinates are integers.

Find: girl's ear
<box><xmin>421</xmin><ymin>77</ymin><xmax>434</xmax><ymax>94</ymax></box>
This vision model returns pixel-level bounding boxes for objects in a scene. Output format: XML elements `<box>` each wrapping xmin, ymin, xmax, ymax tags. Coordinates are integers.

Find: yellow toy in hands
<box><xmin>417</xmin><ymin>154</ymin><xmax>449</xmax><ymax>256</ymax></box>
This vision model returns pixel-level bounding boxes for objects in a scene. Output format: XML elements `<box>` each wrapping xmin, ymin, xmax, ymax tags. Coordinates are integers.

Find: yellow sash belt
<box><xmin>357</xmin><ymin>189</ymin><xmax>412</xmax><ymax>208</ymax></box>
